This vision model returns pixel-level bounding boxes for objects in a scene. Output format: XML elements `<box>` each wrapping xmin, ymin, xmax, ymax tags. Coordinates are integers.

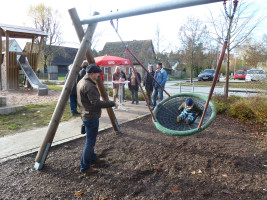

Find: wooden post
<box><xmin>30</xmin><ymin>37</ymin><xmax>35</xmax><ymax>54</ymax></box>
<box><xmin>5</xmin><ymin>32</ymin><xmax>9</xmax><ymax>90</ymax></box>
<box><xmin>0</xmin><ymin>30</ymin><xmax>2</xmax><ymax>66</ymax></box>
<box><xmin>69</xmin><ymin>8</ymin><xmax>120</xmax><ymax>132</ymax></box>
<box><xmin>36</xmin><ymin>36</ymin><xmax>44</xmax><ymax>66</ymax></box>
<box><xmin>0</xmin><ymin>30</ymin><xmax>2</xmax><ymax>90</ymax></box>
<box><xmin>34</xmin><ymin>25</ymin><xmax>97</xmax><ymax>170</ymax></box>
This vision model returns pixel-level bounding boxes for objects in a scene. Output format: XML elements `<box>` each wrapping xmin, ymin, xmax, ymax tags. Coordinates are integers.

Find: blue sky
<box><xmin>1</xmin><ymin>0</ymin><xmax>266</xmax><ymax>52</ymax></box>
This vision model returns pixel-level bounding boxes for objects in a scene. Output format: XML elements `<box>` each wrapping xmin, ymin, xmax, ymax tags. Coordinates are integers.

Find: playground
<box><xmin>0</xmin><ymin>0</ymin><xmax>266</xmax><ymax>199</ymax></box>
<box><xmin>0</xmin><ymin>112</ymin><xmax>266</xmax><ymax>199</ymax></box>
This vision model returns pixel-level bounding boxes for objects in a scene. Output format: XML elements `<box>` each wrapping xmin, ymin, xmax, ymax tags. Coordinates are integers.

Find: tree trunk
<box><xmin>224</xmin><ymin>46</ymin><xmax>230</xmax><ymax>98</ymax></box>
<box><xmin>191</xmin><ymin>50</ymin><xmax>193</xmax><ymax>83</ymax></box>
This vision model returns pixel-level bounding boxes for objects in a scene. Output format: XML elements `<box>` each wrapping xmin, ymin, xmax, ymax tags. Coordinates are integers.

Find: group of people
<box><xmin>65</xmin><ymin>61</ymin><xmax>201</xmax><ymax>174</ymax></box>
<box><xmin>111</xmin><ymin>62</ymin><xmax>168</xmax><ymax>108</ymax></box>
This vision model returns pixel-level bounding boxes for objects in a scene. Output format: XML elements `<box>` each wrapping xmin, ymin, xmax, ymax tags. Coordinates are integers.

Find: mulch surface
<box><xmin>0</xmin><ymin>114</ymin><xmax>266</xmax><ymax>200</ymax></box>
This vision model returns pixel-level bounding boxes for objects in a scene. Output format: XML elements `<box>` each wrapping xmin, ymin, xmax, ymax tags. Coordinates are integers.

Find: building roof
<box><xmin>101</xmin><ymin>40</ymin><xmax>155</xmax><ymax>65</ymax></box>
<box><xmin>0</xmin><ymin>23</ymin><xmax>47</xmax><ymax>39</ymax></box>
<box><xmin>50</xmin><ymin>46</ymin><xmax>78</xmax><ymax>66</ymax></box>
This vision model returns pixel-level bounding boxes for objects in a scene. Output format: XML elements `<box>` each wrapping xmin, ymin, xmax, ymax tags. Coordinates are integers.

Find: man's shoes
<box><xmin>81</xmin><ymin>167</ymin><xmax>98</xmax><ymax>174</ymax></box>
<box><xmin>92</xmin><ymin>158</ymin><xmax>105</xmax><ymax>164</ymax></box>
<box><xmin>131</xmin><ymin>102</ymin><xmax>134</xmax><ymax>104</ymax></box>
<box><xmin>177</xmin><ymin>116</ymin><xmax>182</xmax><ymax>123</ymax></box>
<box><xmin>185</xmin><ymin>118</ymin><xmax>191</xmax><ymax>125</ymax></box>
<box><xmin>136</xmin><ymin>102</ymin><xmax>139</xmax><ymax>105</ymax></box>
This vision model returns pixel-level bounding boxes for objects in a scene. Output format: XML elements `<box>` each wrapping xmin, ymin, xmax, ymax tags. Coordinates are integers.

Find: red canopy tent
<box><xmin>95</xmin><ymin>55</ymin><xmax>131</xmax><ymax>82</ymax></box>
<box><xmin>94</xmin><ymin>55</ymin><xmax>131</xmax><ymax>66</ymax></box>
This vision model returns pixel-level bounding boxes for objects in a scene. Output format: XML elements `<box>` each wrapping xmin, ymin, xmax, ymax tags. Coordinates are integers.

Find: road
<box><xmin>104</xmin><ymin>78</ymin><xmax>265</xmax><ymax>98</ymax></box>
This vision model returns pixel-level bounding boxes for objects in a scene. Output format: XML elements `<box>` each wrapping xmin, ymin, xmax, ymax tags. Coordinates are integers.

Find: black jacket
<box><xmin>128</xmin><ymin>71</ymin><xmax>141</xmax><ymax>91</ymax></box>
<box><xmin>143</xmin><ymin>71</ymin><xmax>155</xmax><ymax>92</ymax></box>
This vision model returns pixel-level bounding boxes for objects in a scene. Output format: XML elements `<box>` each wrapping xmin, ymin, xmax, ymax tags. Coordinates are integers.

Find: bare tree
<box><xmin>178</xmin><ymin>16</ymin><xmax>207</xmax><ymax>83</ymax></box>
<box><xmin>28</xmin><ymin>3</ymin><xmax>62</xmax><ymax>72</ymax></box>
<box><xmin>242</xmin><ymin>36</ymin><xmax>267</xmax><ymax>68</ymax></box>
<box><xmin>208</xmin><ymin>0</ymin><xmax>265</xmax><ymax>97</ymax></box>
<box><xmin>153</xmin><ymin>23</ymin><xmax>170</xmax><ymax>61</ymax></box>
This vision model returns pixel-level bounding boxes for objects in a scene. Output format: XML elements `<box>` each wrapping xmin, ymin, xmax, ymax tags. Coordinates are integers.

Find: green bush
<box><xmin>228</xmin><ymin>99</ymin><xmax>255</xmax><ymax>121</ymax></box>
<box><xmin>213</xmin><ymin>95</ymin><xmax>267</xmax><ymax>130</ymax></box>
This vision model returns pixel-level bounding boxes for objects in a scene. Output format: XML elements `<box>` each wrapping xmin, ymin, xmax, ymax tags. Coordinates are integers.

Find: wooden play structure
<box><xmin>0</xmin><ymin>24</ymin><xmax>48</xmax><ymax>95</ymax></box>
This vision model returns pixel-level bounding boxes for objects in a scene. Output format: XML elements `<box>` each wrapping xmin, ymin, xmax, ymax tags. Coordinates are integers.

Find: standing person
<box><xmin>120</xmin><ymin>66</ymin><xmax>127</xmax><ymax>102</ymax></box>
<box><xmin>77</xmin><ymin>64</ymin><xmax>118</xmax><ymax>174</ymax></box>
<box><xmin>112</xmin><ymin>66</ymin><xmax>121</xmax><ymax>102</ymax></box>
<box><xmin>128</xmin><ymin>67</ymin><xmax>141</xmax><ymax>105</ymax></box>
<box><xmin>152</xmin><ymin>62</ymin><xmax>167</xmax><ymax>109</ymax></box>
<box><xmin>65</xmin><ymin>64</ymin><xmax>79</xmax><ymax>116</ymax></box>
<box><xmin>143</xmin><ymin>65</ymin><xmax>155</xmax><ymax>106</ymax></box>
<box><xmin>77</xmin><ymin>60</ymin><xmax>88</xmax><ymax>83</ymax></box>
<box><xmin>78</xmin><ymin>60</ymin><xmax>104</xmax><ymax>83</ymax></box>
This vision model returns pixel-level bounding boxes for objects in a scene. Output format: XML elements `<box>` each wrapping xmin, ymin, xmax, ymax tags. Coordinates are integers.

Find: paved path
<box><xmin>0</xmin><ymin>101</ymin><xmax>150</xmax><ymax>163</ymax></box>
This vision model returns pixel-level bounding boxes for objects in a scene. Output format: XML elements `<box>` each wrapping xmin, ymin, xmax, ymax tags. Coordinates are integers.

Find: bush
<box><xmin>213</xmin><ymin>95</ymin><xmax>267</xmax><ymax>131</ymax></box>
<box><xmin>212</xmin><ymin>95</ymin><xmax>238</xmax><ymax>114</ymax></box>
<box><xmin>228</xmin><ymin>99</ymin><xmax>255</xmax><ymax>121</ymax></box>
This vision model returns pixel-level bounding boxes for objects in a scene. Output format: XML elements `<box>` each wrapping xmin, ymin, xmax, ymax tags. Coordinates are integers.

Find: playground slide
<box><xmin>17</xmin><ymin>55</ymin><xmax>48</xmax><ymax>96</ymax></box>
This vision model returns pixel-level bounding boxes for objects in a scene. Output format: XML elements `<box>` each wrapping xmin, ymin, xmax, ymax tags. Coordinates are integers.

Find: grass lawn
<box><xmin>0</xmin><ymin>100</ymin><xmax>74</xmax><ymax>137</ymax></box>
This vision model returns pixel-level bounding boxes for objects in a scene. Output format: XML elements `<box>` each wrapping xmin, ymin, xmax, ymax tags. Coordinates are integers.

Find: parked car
<box><xmin>198</xmin><ymin>69</ymin><xmax>219</xmax><ymax>81</ymax></box>
<box><xmin>233</xmin><ymin>70</ymin><xmax>246</xmax><ymax>80</ymax></box>
<box><xmin>245</xmin><ymin>69</ymin><xmax>266</xmax><ymax>81</ymax></box>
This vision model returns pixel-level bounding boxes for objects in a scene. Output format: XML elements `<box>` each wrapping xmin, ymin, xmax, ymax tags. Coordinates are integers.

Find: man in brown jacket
<box><xmin>77</xmin><ymin>64</ymin><xmax>118</xmax><ymax>174</ymax></box>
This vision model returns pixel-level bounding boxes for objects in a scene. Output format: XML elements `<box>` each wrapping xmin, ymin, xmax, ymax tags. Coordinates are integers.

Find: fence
<box><xmin>177</xmin><ymin>82</ymin><xmax>225</xmax><ymax>95</ymax></box>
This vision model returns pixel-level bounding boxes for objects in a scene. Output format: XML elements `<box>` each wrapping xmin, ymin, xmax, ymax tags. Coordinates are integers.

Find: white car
<box><xmin>245</xmin><ymin>69</ymin><xmax>266</xmax><ymax>81</ymax></box>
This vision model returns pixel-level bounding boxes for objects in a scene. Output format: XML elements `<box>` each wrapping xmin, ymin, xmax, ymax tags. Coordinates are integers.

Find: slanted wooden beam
<box><xmin>69</xmin><ymin>8</ymin><xmax>120</xmax><ymax>132</ymax></box>
<box><xmin>34</xmin><ymin>21</ymin><xmax>98</xmax><ymax>170</ymax></box>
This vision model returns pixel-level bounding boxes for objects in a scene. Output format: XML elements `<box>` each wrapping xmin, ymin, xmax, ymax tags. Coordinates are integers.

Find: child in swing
<box><xmin>177</xmin><ymin>98</ymin><xmax>202</xmax><ymax>125</ymax></box>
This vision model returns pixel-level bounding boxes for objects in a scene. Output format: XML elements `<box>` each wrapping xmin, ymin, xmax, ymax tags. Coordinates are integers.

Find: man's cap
<box><xmin>185</xmin><ymin>98</ymin><xmax>194</xmax><ymax>106</ymax></box>
<box><xmin>86</xmin><ymin>64</ymin><xmax>102</xmax><ymax>73</ymax></box>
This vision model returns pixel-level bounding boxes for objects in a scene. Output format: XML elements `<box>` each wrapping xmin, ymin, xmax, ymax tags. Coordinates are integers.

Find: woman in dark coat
<box><xmin>128</xmin><ymin>68</ymin><xmax>141</xmax><ymax>105</ymax></box>
<box><xmin>143</xmin><ymin>65</ymin><xmax>155</xmax><ymax>106</ymax></box>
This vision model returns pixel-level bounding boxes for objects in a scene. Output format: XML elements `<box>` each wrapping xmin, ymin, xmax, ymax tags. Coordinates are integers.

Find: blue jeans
<box><xmin>80</xmin><ymin>119</ymin><xmax>99</xmax><ymax>171</ymax></box>
<box><xmin>152</xmin><ymin>87</ymin><xmax>163</xmax><ymax>109</ymax></box>
<box><xmin>69</xmin><ymin>95</ymin><xmax>78</xmax><ymax>114</ymax></box>
<box><xmin>179</xmin><ymin>109</ymin><xmax>197</xmax><ymax>123</ymax></box>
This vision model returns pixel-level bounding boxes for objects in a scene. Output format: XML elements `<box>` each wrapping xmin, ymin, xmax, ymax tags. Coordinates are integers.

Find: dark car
<box><xmin>198</xmin><ymin>69</ymin><xmax>219</xmax><ymax>81</ymax></box>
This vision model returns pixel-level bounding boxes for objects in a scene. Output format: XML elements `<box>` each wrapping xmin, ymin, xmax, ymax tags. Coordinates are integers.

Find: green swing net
<box><xmin>110</xmin><ymin>0</ymin><xmax>238</xmax><ymax>136</ymax></box>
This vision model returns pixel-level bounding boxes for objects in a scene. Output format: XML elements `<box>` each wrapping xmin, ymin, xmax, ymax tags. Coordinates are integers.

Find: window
<box><xmin>104</xmin><ymin>67</ymin><xmax>108</xmax><ymax>74</ymax></box>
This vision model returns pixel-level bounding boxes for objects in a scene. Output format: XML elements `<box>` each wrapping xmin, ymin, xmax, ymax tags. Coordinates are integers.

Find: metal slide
<box><xmin>17</xmin><ymin>55</ymin><xmax>48</xmax><ymax>95</ymax></box>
